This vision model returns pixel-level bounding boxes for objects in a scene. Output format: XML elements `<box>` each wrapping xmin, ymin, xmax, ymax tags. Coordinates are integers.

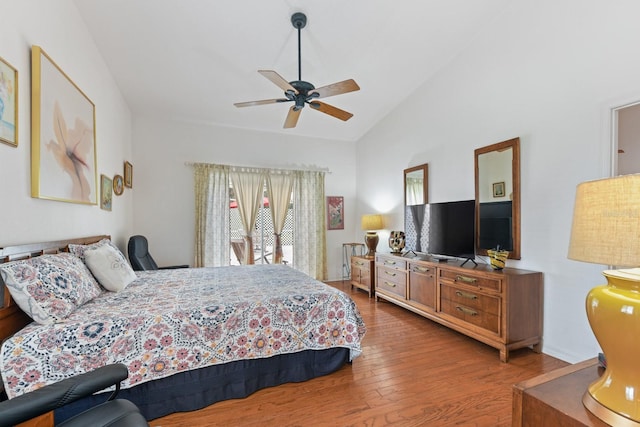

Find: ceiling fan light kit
<box><xmin>234</xmin><ymin>12</ymin><xmax>360</xmax><ymax>129</ymax></box>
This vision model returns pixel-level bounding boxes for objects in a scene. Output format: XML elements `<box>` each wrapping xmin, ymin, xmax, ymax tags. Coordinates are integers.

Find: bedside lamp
<box><xmin>568</xmin><ymin>174</ymin><xmax>640</xmax><ymax>426</ymax></box>
<box><xmin>361</xmin><ymin>214</ymin><xmax>383</xmax><ymax>257</ymax></box>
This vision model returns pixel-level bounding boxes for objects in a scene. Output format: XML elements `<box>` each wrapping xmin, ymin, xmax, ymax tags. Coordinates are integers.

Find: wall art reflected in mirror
<box><xmin>474</xmin><ymin>137</ymin><xmax>521</xmax><ymax>259</ymax></box>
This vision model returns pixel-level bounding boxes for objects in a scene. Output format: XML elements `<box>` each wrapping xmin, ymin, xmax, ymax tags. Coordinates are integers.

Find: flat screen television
<box><xmin>428</xmin><ymin>200</ymin><xmax>476</xmax><ymax>260</ymax></box>
<box><xmin>404</xmin><ymin>200</ymin><xmax>475</xmax><ymax>261</ymax></box>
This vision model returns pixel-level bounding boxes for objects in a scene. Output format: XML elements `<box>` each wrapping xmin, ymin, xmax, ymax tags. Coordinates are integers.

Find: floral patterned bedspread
<box><xmin>1</xmin><ymin>265</ymin><xmax>365</xmax><ymax>398</ymax></box>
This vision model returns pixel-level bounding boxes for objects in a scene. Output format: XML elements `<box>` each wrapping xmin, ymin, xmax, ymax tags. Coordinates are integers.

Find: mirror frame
<box><xmin>474</xmin><ymin>137</ymin><xmax>521</xmax><ymax>260</ymax></box>
<box><xmin>404</xmin><ymin>164</ymin><xmax>428</xmax><ymax>206</ymax></box>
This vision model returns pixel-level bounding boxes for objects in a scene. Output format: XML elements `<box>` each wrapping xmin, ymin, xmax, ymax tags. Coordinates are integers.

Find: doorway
<box><xmin>614</xmin><ymin>102</ymin><xmax>640</xmax><ymax>175</ymax></box>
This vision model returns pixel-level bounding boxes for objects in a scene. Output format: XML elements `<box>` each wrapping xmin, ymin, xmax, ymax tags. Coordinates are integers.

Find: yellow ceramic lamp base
<box><xmin>584</xmin><ymin>268</ymin><xmax>640</xmax><ymax>425</ymax></box>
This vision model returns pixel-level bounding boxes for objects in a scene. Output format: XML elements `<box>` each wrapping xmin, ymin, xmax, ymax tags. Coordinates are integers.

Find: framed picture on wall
<box><xmin>100</xmin><ymin>174</ymin><xmax>112</xmax><ymax>211</ymax></box>
<box><xmin>31</xmin><ymin>45</ymin><xmax>97</xmax><ymax>204</ymax></box>
<box><xmin>124</xmin><ymin>161</ymin><xmax>133</xmax><ymax>188</ymax></box>
<box><xmin>113</xmin><ymin>174</ymin><xmax>124</xmax><ymax>196</ymax></box>
<box><xmin>493</xmin><ymin>181</ymin><xmax>505</xmax><ymax>198</ymax></box>
<box><xmin>0</xmin><ymin>55</ymin><xmax>18</xmax><ymax>147</ymax></box>
<box><xmin>327</xmin><ymin>196</ymin><xmax>344</xmax><ymax>230</ymax></box>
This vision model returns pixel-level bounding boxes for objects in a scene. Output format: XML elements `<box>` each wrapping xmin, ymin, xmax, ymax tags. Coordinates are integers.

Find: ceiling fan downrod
<box><xmin>291</xmin><ymin>12</ymin><xmax>307</xmax><ymax>82</ymax></box>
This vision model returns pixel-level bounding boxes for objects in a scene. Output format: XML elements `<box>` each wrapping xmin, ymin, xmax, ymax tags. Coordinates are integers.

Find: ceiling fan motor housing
<box><xmin>286</xmin><ymin>80</ymin><xmax>319</xmax><ymax>108</ymax></box>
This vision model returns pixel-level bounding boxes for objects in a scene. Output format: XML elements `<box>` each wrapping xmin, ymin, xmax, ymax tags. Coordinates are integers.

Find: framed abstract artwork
<box><xmin>326</xmin><ymin>196</ymin><xmax>344</xmax><ymax>230</ymax></box>
<box><xmin>31</xmin><ymin>45</ymin><xmax>97</xmax><ymax>204</ymax></box>
<box><xmin>493</xmin><ymin>181</ymin><xmax>505</xmax><ymax>198</ymax></box>
<box><xmin>124</xmin><ymin>161</ymin><xmax>133</xmax><ymax>188</ymax></box>
<box><xmin>100</xmin><ymin>174</ymin><xmax>112</xmax><ymax>211</ymax></box>
<box><xmin>0</xmin><ymin>55</ymin><xmax>18</xmax><ymax>147</ymax></box>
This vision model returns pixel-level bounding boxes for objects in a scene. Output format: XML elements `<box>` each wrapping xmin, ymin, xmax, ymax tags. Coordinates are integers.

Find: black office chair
<box><xmin>0</xmin><ymin>364</ymin><xmax>148</xmax><ymax>427</ymax></box>
<box><xmin>127</xmin><ymin>235</ymin><xmax>189</xmax><ymax>271</ymax></box>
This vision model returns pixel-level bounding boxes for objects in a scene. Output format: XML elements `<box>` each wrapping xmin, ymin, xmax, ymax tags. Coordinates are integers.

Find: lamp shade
<box><xmin>568</xmin><ymin>174</ymin><xmax>640</xmax><ymax>267</ymax></box>
<box><xmin>361</xmin><ymin>214</ymin><xmax>383</xmax><ymax>231</ymax></box>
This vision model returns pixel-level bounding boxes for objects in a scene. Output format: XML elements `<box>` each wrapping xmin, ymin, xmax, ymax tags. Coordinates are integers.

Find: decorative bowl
<box><xmin>487</xmin><ymin>249</ymin><xmax>509</xmax><ymax>270</ymax></box>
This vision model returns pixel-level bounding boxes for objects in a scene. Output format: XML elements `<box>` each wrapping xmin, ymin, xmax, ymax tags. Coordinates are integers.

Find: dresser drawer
<box><xmin>351</xmin><ymin>257</ymin><xmax>371</xmax><ymax>272</ymax></box>
<box><xmin>376</xmin><ymin>255</ymin><xmax>406</xmax><ymax>271</ymax></box>
<box><xmin>439</xmin><ymin>269</ymin><xmax>501</xmax><ymax>292</ymax></box>
<box><xmin>440</xmin><ymin>283</ymin><xmax>500</xmax><ymax>316</ymax></box>
<box><xmin>408</xmin><ymin>262</ymin><xmax>436</xmax><ymax>309</ymax></box>
<box><xmin>377</xmin><ymin>267</ymin><xmax>407</xmax><ymax>298</ymax></box>
<box><xmin>440</xmin><ymin>283</ymin><xmax>500</xmax><ymax>334</ymax></box>
<box><xmin>440</xmin><ymin>299</ymin><xmax>499</xmax><ymax>334</ymax></box>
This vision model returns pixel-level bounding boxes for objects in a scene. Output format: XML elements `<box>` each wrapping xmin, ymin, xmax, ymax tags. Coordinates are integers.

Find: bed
<box><xmin>0</xmin><ymin>236</ymin><xmax>365</xmax><ymax>423</ymax></box>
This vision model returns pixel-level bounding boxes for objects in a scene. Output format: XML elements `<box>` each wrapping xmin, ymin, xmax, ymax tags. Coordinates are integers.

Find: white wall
<box><xmin>0</xmin><ymin>0</ymin><xmax>133</xmax><ymax>249</ymax></box>
<box><xmin>355</xmin><ymin>0</ymin><xmax>640</xmax><ymax>363</ymax></box>
<box><xmin>131</xmin><ymin>117</ymin><xmax>357</xmax><ymax>280</ymax></box>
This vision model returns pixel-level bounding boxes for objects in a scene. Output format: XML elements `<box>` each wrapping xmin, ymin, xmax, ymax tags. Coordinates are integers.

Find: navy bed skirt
<box><xmin>55</xmin><ymin>347</ymin><xmax>350</xmax><ymax>422</ymax></box>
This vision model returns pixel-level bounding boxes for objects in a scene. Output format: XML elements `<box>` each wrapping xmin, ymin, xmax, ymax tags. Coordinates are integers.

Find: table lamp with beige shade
<box><xmin>568</xmin><ymin>173</ymin><xmax>640</xmax><ymax>426</ymax></box>
<box><xmin>361</xmin><ymin>214</ymin><xmax>383</xmax><ymax>257</ymax></box>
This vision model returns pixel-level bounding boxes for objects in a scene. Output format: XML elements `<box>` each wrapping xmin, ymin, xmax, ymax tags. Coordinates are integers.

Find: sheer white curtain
<box><xmin>266</xmin><ymin>171</ymin><xmax>294</xmax><ymax>264</ymax></box>
<box><xmin>293</xmin><ymin>170</ymin><xmax>327</xmax><ymax>280</ymax></box>
<box><xmin>193</xmin><ymin>164</ymin><xmax>229</xmax><ymax>267</ymax></box>
<box><xmin>406</xmin><ymin>177</ymin><xmax>423</xmax><ymax>205</ymax></box>
<box><xmin>230</xmin><ymin>169</ymin><xmax>266</xmax><ymax>264</ymax></box>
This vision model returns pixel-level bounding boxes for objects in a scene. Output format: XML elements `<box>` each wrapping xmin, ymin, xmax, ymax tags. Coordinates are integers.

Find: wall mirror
<box><xmin>474</xmin><ymin>137</ymin><xmax>521</xmax><ymax>259</ymax></box>
<box><xmin>404</xmin><ymin>164</ymin><xmax>428</xmax><ymax>206</ymax></box>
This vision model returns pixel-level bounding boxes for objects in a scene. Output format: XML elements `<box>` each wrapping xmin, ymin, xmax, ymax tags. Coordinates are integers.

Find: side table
<box><xmin>350</xmin><ymin>255</ymin><xmax>375</xmax><ymax>297</ymax></box>
<box><xmin>512</xmin><ymin>358</ymin><xmax>608</xmax><ymax>427</ymax></box>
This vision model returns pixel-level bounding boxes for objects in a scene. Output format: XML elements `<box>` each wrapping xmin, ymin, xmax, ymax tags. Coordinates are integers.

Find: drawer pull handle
<box><xmin>456</xmin><ymin>306</ymin><xmax>478</xmax><ymax>316</ymax></box>
<box><xmin>413</xmin><ymin>266</ymin><xmax>430</xmax><ymax>273</ymax></box>
<box><xmin>355</xmin><ymin>261</ymin><xmax>365</xmax><ymax>266</ymax></box>
<box><xmin>384</xmin><ymin>281</ymin><xmax>397</xmax><ymax>288</ymax></box>
<box><xmin>455</xmin><ymin>275</ymin><xmax>477</xmax><ymax>284</ymax></box>
<box><xmin>455</xmin><ymin>290</ymin><xmax>478</xmax><ymax>300</ymax></box>
<box><xmin>385</xmin><ymin>271</ymin><xmax>397</xmax><ymax>277</ymax></box>
<box><xmin>384</xmin><ymin>260</ymin><xmax>397</xmax><ymax>265</ymax></box>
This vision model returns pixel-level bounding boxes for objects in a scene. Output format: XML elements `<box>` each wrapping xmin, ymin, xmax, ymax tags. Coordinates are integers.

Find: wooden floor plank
<box><xmin>151</xmin><ymin>280</ymin><xmax>567</xmax><ymax>426</ymax></box>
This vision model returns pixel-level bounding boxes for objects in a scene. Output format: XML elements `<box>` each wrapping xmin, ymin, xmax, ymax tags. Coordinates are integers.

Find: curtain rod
<box><xmin>184</xmin><ymin>161</ymin><xmax>331</xmax><ymax>174</ymax></box>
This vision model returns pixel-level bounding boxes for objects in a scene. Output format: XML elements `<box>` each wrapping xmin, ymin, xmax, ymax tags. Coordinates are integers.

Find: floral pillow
<box><xmin>0</xmin><ymin>253</ymin><xmax>103</xmax><ymax>325</ymax></box>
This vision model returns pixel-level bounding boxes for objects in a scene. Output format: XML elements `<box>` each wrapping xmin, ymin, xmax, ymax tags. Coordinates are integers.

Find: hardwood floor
<box><xmin>151</xmin><ymin>280</ymin><xmax>568</xmax><ymax>427</ymax></box>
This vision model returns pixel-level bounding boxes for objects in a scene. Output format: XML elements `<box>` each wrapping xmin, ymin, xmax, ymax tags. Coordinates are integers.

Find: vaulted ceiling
<box><xmin>73</xmin><ymin>0</ymin><xmax>511</xmax><ymax>141</ymax></box>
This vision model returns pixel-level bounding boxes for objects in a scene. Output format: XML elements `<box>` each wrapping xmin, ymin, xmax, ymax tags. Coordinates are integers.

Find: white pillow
<box><xmin>84</xmin><ymin>243</ymin><xmax>137</xmax><ymax>292</ymax></box>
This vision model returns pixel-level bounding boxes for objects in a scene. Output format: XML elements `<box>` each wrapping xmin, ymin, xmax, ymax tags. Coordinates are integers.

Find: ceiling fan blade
<box><xmin>309</xmin><ymin>79</ymin><xmax>360</xmax><ymax>99</ymax></box>
<box><xmin>308</xmin><ymin>101</ymin><xmax>353</xmax><ymax>121</ymax></box>
<box><xmin>284</xmin><ymin>106</ymin><xmax>302</xmax><ymax>128</ymax></box>
<box><xmin>234</xmin><ymin>98</ymin><xmax>290</xmax><ymax>108</ymax></box>
<box><xmin>258</xmin><ymin>70</ymin><xmax>298</xmax><ymax>94</ymax></box>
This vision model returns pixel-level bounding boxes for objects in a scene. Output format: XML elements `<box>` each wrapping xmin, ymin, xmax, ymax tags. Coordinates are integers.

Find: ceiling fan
<box><xmin>234</xmin><ymin>12</ymin><xmax>360</xmax><ymax>129</ymax></box>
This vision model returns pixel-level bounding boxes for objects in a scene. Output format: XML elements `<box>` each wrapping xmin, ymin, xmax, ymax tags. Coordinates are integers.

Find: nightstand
<box><xmin>350</xmin><ymin>255</ymin><xmax>375</xmax><ymax>297</ymax></box>
<box><xmin>512</xmin><ymin>358</ymin><xmax>607</xmax><ymax>426</ymax></box>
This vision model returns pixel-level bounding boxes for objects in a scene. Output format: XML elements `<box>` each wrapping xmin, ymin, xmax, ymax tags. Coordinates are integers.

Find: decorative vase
<box><xmin>388</xmin><ymin>231</ymin><xmax>406</xmax><ymax>254</ymax></box>
<box><xmin>487</xmin><ymin>249</ymin><xmax>509</xmax><ymax>270</ymax></box>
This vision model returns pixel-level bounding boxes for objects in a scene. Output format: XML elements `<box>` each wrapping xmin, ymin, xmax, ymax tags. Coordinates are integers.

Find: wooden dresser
<box><xmin>375</xmin><ymin>253</ymin><xmax>543</xmax><ymax>362</ymax></box>
<box><xmin>350</xmin><ymin>255</ymin><xmax>375</xmax><ymax>297</ymax></box>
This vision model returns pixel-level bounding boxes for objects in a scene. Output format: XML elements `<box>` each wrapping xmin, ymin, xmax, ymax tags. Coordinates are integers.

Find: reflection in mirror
<box><xmin>474</xmin><ymin>137</ymin><xmax>521</xmax><ymax>259</ymax></box>
<box><xmin>404</xmin><ymin>164</ymin><xmax>428</xmax><ymax>206</ymax></box>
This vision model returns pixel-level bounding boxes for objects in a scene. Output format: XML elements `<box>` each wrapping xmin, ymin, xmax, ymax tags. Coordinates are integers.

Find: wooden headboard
<box><xmin>0</xmin><ymin>235</ymin><xmax>110</xmax><ymax>342</ymax></box>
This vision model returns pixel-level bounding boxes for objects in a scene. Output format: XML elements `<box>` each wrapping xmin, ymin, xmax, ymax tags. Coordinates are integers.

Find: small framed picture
<box><xmin>0</xmin><ymin>55</ymin><xmax>18</xmax><ymax>147</ymax></box>
<box><xmin>326</xmin><ymin>196</ymin><xmax>344</xmax><ymax>230</ymax></box>
<box><xmin>124</xmin><ymin>161</ymin><xmax>133</xmax><ymax>188</ymax></box>
<box><xmin>493</xmin><ymin>181</ymin><xmax>505</xmax><ymax>198</ymax></box>
<box><xmin>113</xmin><ymin>174</ymin><xmax>124</xmax><ymax>196</ymax></box>
<box><xmin>100</xmin><ymin>174</ymin><xmax>112</xmax><ymax>211</ymax></box>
